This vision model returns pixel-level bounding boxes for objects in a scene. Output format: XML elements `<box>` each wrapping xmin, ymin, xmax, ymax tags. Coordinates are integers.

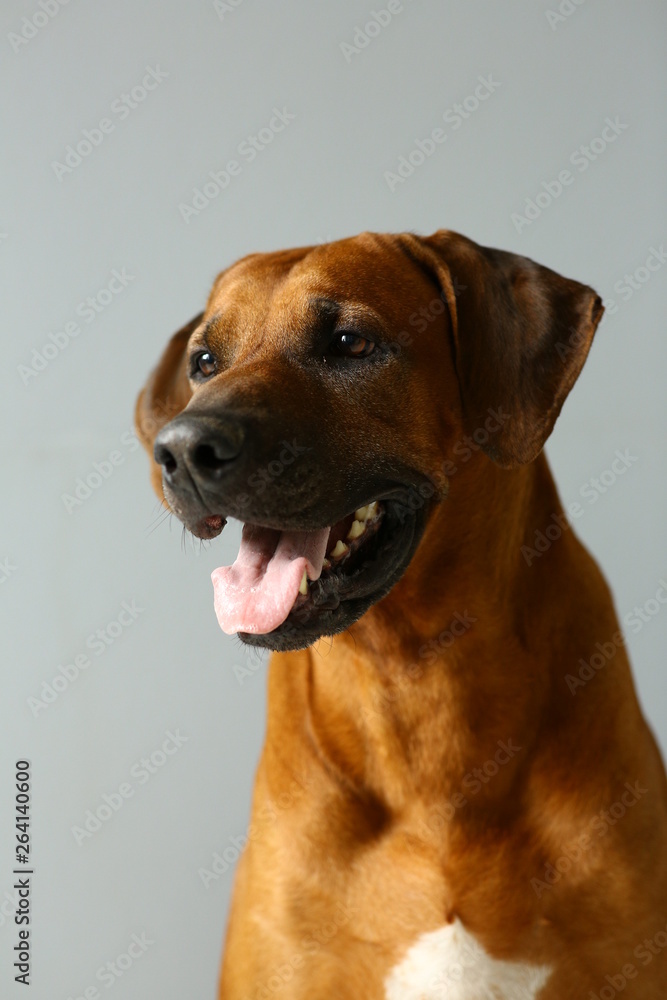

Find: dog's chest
<box><xmin>384</xmin><ymin>919</ymin><xmax>551</xmax><ymax>1000</ymax></box>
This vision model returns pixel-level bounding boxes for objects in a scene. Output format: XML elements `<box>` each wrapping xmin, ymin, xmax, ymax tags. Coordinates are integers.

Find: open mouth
<box><xmin>206</xmin><ymin>497</ymin><xmax>425</xmax><ymax>651</ymax></box>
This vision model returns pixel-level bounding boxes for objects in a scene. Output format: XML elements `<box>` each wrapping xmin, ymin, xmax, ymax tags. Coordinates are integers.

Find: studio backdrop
<box><xmin>1</xmin><ymin>1</ymin><xmax>665</xmax><ymax>997</ymax></box>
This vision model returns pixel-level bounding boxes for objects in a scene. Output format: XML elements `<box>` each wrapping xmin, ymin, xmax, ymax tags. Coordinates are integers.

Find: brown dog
<box><xmin>136</xmin><ymin>230</ymin><xmax>667</xmax><ymax>999</ymax></box>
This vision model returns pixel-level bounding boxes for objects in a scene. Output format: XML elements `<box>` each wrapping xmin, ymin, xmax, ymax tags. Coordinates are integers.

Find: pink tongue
<box><xmin>211</xmin><ymin>524</ymin><xmax>330</xmax><ymax>635</ymax></box>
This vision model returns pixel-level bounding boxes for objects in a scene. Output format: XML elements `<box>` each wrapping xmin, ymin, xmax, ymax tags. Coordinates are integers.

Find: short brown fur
<box><xmin>136</xmin><ymin>231</ymin><xmax>667</xmax><ymax>998</ymax></box>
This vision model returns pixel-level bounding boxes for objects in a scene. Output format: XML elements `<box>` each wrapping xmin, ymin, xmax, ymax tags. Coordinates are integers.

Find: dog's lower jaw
<box><xmin>238</xmin><ymin>500</ymin><xmax>430</xmax><ymax>652</ymax></box>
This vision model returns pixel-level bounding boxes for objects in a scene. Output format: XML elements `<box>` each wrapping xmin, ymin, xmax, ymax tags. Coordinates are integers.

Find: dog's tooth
<box><xmin>299</xmin><ymin>570</ymin><xmax>308</xmax><ymax>595</ymax></box>
<box><xmin>347</xmin><ymin>519</ymin><xmax>366</xmax><ymax>541</ymax></box>
<box><xmin>330</xmin><ymin>540</ymin><xmax>349</xmax><ymax>560</ymax></box>
<box><xmin>355</xmin><ymin>501</ymin><xmax>379</xmax><ymax>522</ymax></box>
<box><xmin>322</xmin><ymin>557</ymin><xmax>331</xmax><ymax>571</ymax></box>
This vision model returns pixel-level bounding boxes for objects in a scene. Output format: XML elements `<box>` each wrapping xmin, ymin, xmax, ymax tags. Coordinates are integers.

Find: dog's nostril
<box><xmin>154</xmin><ymin>419</ymin><xmax>244</xmax><ymax>483</ymax></box>
<box><xmin>193</xmin><ymin>443</ymin><xmax>230</xmax><ymax>472</ymax></box>
<box><xmin>155</xmin><ymin>444</ymin><xmax>178</xmax><ymax>475</ymax></box>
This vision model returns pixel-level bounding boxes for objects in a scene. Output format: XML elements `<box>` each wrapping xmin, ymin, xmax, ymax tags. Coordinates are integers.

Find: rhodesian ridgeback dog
<box><xmin>136</xmin><ymin>230</ymin><xmax>667</xmax><ymax>999</ymax></box>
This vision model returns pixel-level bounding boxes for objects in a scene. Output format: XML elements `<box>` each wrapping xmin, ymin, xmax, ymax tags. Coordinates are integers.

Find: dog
<box><xmin>135</xmin><ymin>230</ymin><xmax>667</xmax><ymax>998</ymax></box>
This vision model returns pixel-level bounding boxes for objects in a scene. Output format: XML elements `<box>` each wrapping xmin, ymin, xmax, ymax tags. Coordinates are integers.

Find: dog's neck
<box><xmin>278</xmin><ymin>452</ymin><xmax>596</xmax><ymax>817</ymax></box>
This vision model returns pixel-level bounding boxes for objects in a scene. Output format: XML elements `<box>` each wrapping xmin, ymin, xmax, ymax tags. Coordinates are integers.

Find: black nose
<box><xmin>153</xmin><ymin>414</ymin><xmax>245</xmax><ymax>486</ymax></box>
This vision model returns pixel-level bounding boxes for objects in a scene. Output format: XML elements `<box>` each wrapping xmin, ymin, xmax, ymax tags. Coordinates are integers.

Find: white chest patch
<box><xmin>385</xmin><ymin>918</ymin><xmax>551</xmax><ymax>1000</ymax></box>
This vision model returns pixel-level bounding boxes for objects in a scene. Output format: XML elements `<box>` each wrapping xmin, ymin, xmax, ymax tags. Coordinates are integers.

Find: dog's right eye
<box><xmin>191</xmin><ymin>351</ymin><xmax>217</xmax><ymax>379</ymax></box>
<box><xmin>329</xmin><ymin>332</ymin><xmax>376</xmax><ymax>359</ymax></box>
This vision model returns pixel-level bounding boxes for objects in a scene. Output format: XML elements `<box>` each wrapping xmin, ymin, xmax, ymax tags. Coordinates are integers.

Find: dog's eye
<box><xmin>192</xmin><ymin>351</ymin><xmax>217</xmax><ymax>378</ymax></box>
<box><xmin>331</xmin><ymin>332</ymin><xmax>376</xmax><ymax>358</ymax></box>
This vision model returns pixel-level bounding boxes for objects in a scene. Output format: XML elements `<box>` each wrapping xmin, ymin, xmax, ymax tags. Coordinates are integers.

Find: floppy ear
<box><xmin>401</xmin><ymin>230</ymin><xmax>604</xmax><ymax>468</ymax></box>
<box><xmin>135</xmin><ymin>313</ymin><xmax>203</xmax><ymax>499</ymax></box>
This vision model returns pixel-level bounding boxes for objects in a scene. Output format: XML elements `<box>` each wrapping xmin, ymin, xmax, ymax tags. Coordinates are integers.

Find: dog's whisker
<box><xmin>146</xmin><ymin>504</ymin><xmax>169</xmax><ymax>527</ymax></box>
<box><xmin>145</xmin><ymin>508</ymin><xmax>173</xmax><ymax>536</ymax></box>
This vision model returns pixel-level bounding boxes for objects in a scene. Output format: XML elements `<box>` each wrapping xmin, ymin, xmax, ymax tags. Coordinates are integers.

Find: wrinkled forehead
<box><xmin>201</xmin><ymin>234</ymin><xmax>429</xmax><ymax>347</ymax></box>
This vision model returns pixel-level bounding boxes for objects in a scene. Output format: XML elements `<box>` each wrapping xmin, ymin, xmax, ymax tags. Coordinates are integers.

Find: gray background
<box><xmin>1</xmin><ymin>1</ymin><xmax>665</xmax><ymax>997</ymax></box>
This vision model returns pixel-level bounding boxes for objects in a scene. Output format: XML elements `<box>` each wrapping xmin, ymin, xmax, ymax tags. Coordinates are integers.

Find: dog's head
<box><xmin>136</xmin><ymin>230</ymin><xmax>603</xmax><ymax>651</ymax></box>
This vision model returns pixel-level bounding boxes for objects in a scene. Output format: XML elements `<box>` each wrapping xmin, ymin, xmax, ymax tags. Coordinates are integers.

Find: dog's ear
<box><xmin>401</xmin><ymin>231</ymin><xmax>604</xmax><ymax>468</ymax></box>
<box><xmin>135</xmin><ymin>313</ymin><xmax>203</xmax><ymax>498</ymax></box>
